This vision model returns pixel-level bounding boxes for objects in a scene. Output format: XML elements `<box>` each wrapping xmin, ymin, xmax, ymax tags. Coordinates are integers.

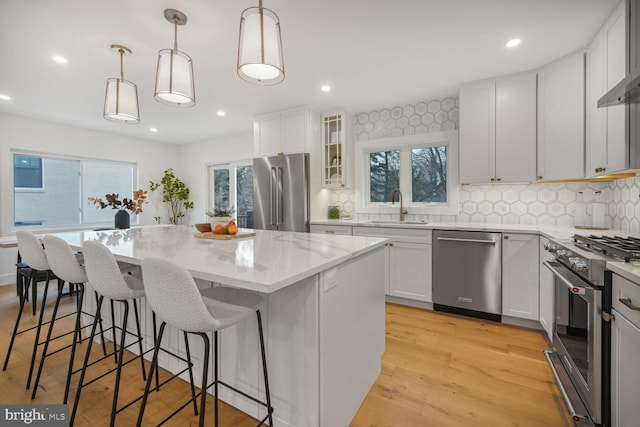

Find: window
<box><xmin>13</xmin><ymin>152</ymin><xmax>136</xmax><ymax>228</ymax></box>
<box><xmin>14</xmin><ymin>154</ymin><xmax>43</xmax><ymax>189</ymax></box>
<box><xmin>356</xmin><ymin>131</ymin><xmax>459</xmax><ymax>215</ymax></box>
<box><xmin>208</xmin><ymin>161</ymin><xmax>254</xmax><ymax>227</ymax></box>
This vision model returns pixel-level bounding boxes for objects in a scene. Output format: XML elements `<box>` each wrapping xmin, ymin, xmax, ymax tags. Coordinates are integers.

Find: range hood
<box><xmin>599</xmin><ymin>0</ymin><xmax>639</xmax><ymax>107</ymax></box>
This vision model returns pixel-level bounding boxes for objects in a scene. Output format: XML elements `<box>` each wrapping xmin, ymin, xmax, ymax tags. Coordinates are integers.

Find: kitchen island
<box><xmin>51</xmin><ymin>225</ymin><xmax>387</xmax><ymax>427</ymax></box>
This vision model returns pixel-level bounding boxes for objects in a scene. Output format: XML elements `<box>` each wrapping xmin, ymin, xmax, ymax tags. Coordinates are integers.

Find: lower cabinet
<box><xmin>353</xmin><ymin>226</ymin><xmax>432</xmax><ymax>302</ymax></box>
<box><xmin>539</xmin><ymin>236</ymin><xmax>554</xmax><ymax>339</ymax></box>
<box><xmin>611</xmin><ymin>273</ymin><xmax>640</xmax><ymax>426</ymax></box>
<box><xmin>502</xmin><ymin>233</ymin><xmax>539</xmax><ymax>320</ymax></box>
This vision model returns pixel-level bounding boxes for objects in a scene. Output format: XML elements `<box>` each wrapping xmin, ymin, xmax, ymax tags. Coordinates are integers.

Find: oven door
<box><xmin>544</xmin><ymin>260</ymin><xmax>602</xmax><ymax>426</ymax></box>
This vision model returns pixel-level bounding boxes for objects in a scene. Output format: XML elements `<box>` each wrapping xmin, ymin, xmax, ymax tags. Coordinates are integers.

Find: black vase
<box><xmin>114</xmin><ymin>210</ymin><xmax>130</xmax><ymax>229</ymax></box>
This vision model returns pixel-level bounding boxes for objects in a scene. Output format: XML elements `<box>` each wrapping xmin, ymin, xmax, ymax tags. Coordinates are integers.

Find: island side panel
<box><xmin>319</xmin><ymin>246</ymin><xmax>386</xmax><ymax>427</ymax></box>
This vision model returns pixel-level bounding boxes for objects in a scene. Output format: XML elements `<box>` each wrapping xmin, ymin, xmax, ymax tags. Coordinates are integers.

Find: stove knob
<box><xmin>544</xmin><ymin>242</ymin><xmax>557</xmax><ymax>253</ymax></box>
<box><xmin>557</xmin><ymin>249</ymin><xmax>568</xmax><ymax>260</ymax></box>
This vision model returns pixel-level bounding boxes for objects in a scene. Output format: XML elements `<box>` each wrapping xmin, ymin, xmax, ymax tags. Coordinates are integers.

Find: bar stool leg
<box><xmin>63</xmin><ymin>283</ymin><xmax>85</xmax><ymax>404</ymax></box>
<box><xmin>70</xmin><ymin>295</ymin><xmax>104</xmax><ymax>426</ymax></box>
<box><xmin>256</xmin><ymin>310</ymin><xmax>274</xmax><ymax>425</ymax></box>
<box><xmin>110</xmin><ymin>300</ymin><xmax>129</xmax><ymax>427</ymax></box>
<box><xmin>31</xmin><ymin>281</ymin><xmax>65</xmax><ymax>399</ymax></box>
<box><xmin>133</xmin><ymin>300</ymin><xmax>146</xmax><ymax>380</ymax></box>
<box><xmin>3</xmin><ymin>271</ymin><xmax>31</xmax><ymax>371</ymax></box>
<box><xmin>183</xmin><ymin>332</ymin><xmax>198</xmax><ymax>415</ymax></box>
<box><xmin>110</xmin><ymin>299</ymin><xmax>118</xmax><ymax>363</ymax></box>
<box><xmin>26</xmin><ymin>273</ymin><xmax>53</xmax><ymax>389</ymax></box>
<box><xmin>200</xmin><ymin>332</ymin><xmax>211</xmax><ymax>427</ymax></box>
<box><xmin>136</xmin><ymin>322</ymin><xmax>167</xmax><ymax>427</ymax></box>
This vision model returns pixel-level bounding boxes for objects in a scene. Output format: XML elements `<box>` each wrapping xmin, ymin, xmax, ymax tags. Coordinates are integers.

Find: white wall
<box><xmin>177</xmin><ymin>132</ymin><xmax>253</xmax><ymax>224</ymax></box>
<box><xmin>0</xmin><ymin>112</ymin><xmax>181</xmax><ymax>284</ymax></box>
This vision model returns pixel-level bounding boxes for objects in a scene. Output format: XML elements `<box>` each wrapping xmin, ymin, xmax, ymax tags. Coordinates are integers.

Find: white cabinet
<box><xmin>611</xmin><ymin>273</ymin><xmax>640</xmax><ymax>426</ymax></box>
<box><xmin>321</xmin><ymin>110</ymin><xmax>351</xmax><ymax>189</ymax></box>
<box><xmin>309</xmin><ymin>224</ymin><xmax>353</xmax><ymax>235</ymax></box>
<box><xmin>502</xmin><ymin>233</ymin><xmax>539</xmax><ymax>320</ymax></box>
<box><xmin>254</xmin><ymin>107</ymin><xmax>320</xmax><ymax>157</ymax></box>
<box><xmin>539</xmin><ymin>237</ymin><xmax>554</xmax><ymax>340</ymax></box>
<box><xmin>459</xmin><ymin>72</ymin><xmax>536</xmax><ymax>184</ymax></box>
<box><xmin>537</xmin><ymin>52</ymin><xmax>586</xmax><ymax>181</ymax></box>
<box><xmin>353</xmin><ymin>226</ymin><xmax>432</xmax><ymax>302</ymax></box>
<box><xmin>586</xmin><ymin>1</ymin><xmax>627</xmax><ymax>177</ymax></box>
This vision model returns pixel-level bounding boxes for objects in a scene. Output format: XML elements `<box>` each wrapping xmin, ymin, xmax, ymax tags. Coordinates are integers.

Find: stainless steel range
<box><xmin>542</xmin><ymin>234</ymin><xmax>640</xmax><ymax>426</ymax></box>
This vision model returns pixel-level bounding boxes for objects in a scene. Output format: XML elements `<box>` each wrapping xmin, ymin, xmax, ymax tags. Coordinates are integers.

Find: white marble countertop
<box><xmin>310</xmin><ymin>219</ymin><xmax>640</xmax><ymax>242</ymax></box>
<box><xmin>606</xmin><ymin>261</ymin><xmax>640</xmax><ymax>285</ymax></box>
<box><xmin>48</xmin><ymin>226</ymin><xmax>387</xmax><ymax>293</ymax></box>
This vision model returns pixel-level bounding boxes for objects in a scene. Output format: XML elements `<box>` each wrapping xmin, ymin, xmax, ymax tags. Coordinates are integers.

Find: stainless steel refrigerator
<box><xmin>253</xmin><ymin>153</ymin><xmax>310</xmax><ymax>232</ymax></box>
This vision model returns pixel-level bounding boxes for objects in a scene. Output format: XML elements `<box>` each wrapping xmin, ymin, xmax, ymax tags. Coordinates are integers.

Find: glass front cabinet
<box><xmin>321</xmin><ymin>110</ymin><xmax>350</xmax><ymax>188</ymax></box>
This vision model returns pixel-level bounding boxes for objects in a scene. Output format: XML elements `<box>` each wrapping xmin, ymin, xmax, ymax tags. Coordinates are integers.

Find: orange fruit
<box><xmin>213</xmin><ymin>224</ymin><xmax>223</xmax><ymax>234</ymax></box>
<box><xmin>228</xmin><ymin>221</ymin><xmax>238</xmax><ymax>235</ymax></box>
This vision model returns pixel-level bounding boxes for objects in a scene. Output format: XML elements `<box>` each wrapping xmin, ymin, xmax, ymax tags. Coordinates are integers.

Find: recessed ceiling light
<box><xmin>506</xmin><ymin>38</ymin><xmax>521</xmax><ymax>48</ymax></box>
<box><xmin>217</xmin><ymin>110</ymin><xmax>225</xmax><ymax>117</ymax></box>
<box><xmin>321</xmin><ymin>85</ymin><xmax>331</xmax><ymax>92</ymax></box>
<box><xmin>52</xmin><ymin>55</ymin><xmax>68</xmax><ymax>64</ymax></box>
<box><xmin>0</xmin><ymin>94</ymin><xmax>11</xmax><ymax>101</ymax></box>
<box><xmin>149</xmin><ymin>127</ymin><xmax>158</xmax><ymax>133</ymax></box>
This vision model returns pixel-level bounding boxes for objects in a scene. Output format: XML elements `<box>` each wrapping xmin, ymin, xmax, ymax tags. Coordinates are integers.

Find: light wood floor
<box><xmin>0</xmin><ymin>284</ymin><xmax>571</xmax><ymax>426</ymax></box>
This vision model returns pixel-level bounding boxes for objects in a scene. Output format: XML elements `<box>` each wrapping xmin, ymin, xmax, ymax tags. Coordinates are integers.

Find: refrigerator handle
<box><xmin>270</xmin><ymin>167</ymin><xmax>277</xmax><ymax>226</ymax></box>
<box><xmin>277</xmin><ymin>167</ymin><xmax>284</xmax><ymax>226</ymax></box>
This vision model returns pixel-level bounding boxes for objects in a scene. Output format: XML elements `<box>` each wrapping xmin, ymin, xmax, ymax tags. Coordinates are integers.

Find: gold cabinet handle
<box><xmin>490</xmin><ymin>178</ymin><xmax>495</xmax><ymax>182</ymax></box>
<box><xmin>537</xmin><ymin>175</ymin><xmax>543</xmax><ymax>180</ymax></box>
<box><xmin>496</xmin><ymin>177</ymin><xmax>502</xmax><ymax>182</ymax></box>
<box><xmin>620</xmin><ymin>298</ymin><xmax>640</xmax><ymax>311</ymax></box>
<box><xmin>325</xmin><ymin>230</ymin><xmax>336</xmax><ymax>234</ymax></box>
<box><xmin>595</xmin><ymin>167</ymin><xmax>606</xmax><ymax>173</ymax></box>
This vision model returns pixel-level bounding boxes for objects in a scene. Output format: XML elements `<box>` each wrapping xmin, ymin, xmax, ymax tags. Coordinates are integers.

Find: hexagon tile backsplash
<box><xmin>329</xmin><ymin>96</ymin><xmax>640</xmax><ymax>233</ymax></box>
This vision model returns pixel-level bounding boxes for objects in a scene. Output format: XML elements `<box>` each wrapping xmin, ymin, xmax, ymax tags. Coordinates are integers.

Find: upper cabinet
<box><xmin>254</xmin><ymin>107</ymin><xmax>320</xmax><ymax>157</ymax></box>
<box><xmin>537</xmin><ymin>52</ymin><xmax>586</xmax><ymax>181</ymax></box>
<box><xmin>459</xmin><ymin>72</ymin><xmax>536</xmax><ymax>184</ymax></box>
<box><xmin>587</xmin><ymin>1</ymin><xmax>627</xmax><ymax>177</ymax></box>
<box><xmin>321</xmin><ymin>110</ymin><xmax>351</xmax><ymax>189</ymax></box>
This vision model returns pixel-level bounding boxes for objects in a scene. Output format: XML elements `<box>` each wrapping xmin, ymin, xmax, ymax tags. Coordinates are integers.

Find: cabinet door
<box><xmin>282</xmin><ymin>109</ymin><xmax>310</xmax><ymax>154</ymax></box>
<box><xmin>537</xmin><ymin>53</ymin><xmax>585</xmax><ymax>181</ymax></box>
<box><xmin>586</xmin><ymin>32</ymin><xmax>607</xmax><ymax>177</ymax></box>
<box><xmin>495</xmin><ymin>73</ymin><xmax>537</xmax><ymax>183</ymax></box>
<box><xmin>459</xmin><ymin>80</ymin><xmax>496</xmax><ymax>184</ymax></box>
<box><xmin>605</xmin><ymin>2</ymin><xmax>627</xmax><ymax>173</ymax></box>
<box><xmin>611</xmin><ymin>309</ymin><xmax>640</xmax><ymax>427</ymax></box>
<box><xmin>502</xmin><ymin>233</ymin><xmax>539</xmax><ymax>320</ymax></box>
<box><xmin>254</xmin><ymin>113</ymin><xmax>283</xmax><ymax>157</ymax></box>
<box><xmin>539</xmin><ymin>237</ymin><xmax>554</xmax><ymax>340</ymax></box>
<box><xmin>389</xmin><ymin>242</ymin><xmax>432</xmax><ymax>302</ymax></box>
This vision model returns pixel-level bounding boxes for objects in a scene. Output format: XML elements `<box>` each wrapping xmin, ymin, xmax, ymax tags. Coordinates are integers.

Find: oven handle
<box><xmin>543</xmin><ymin>350</ymin><xmax>584</xmax><ymax>422</ymax></box>
<box><xmin>543</xmin><ymin>260</ymin><xmax>586</xmax><ymax>293</ymax></box>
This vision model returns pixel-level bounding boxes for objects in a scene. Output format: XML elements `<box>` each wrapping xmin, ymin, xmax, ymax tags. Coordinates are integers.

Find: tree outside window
<box><xmin>411</xmin><ymin>146</ymin><xmax>447</xmax><ymax>203</ymax></box>
<box><xmin>369</xmin><ymin>150</ymin><xmax>400</xmax><ymax>202</ymax></box>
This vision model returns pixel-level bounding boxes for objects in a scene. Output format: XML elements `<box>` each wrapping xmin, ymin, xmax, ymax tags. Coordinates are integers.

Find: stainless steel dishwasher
<box><xmin>432</xmin><ymin>230</ymin><xmax>502</xmax><ymax>321</ymax></box>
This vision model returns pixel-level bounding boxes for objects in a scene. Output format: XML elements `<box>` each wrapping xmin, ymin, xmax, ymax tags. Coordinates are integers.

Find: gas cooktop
<box><xmin>573</xmin><ymin>234</ymin><xmax>640</xmax><ymax>262</ymax></box>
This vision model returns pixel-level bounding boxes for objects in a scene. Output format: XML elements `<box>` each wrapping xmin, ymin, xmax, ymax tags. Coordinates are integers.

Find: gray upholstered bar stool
<box><xmin>137</xmin><ymin>257</ymin><xmax>274</xmax><ymax>427</ymax></box>
<box><xmin>70</xmin><ymin>241</ymin><xmax>149</xmax><ymax>426</ymax></box>
<box><xmin>4</xmin><ymin>230</ymin><xmax>67</xmax><ymax>389</ymax></box>
<box><xmin>32</xmin><ymin>235</ymin><xmax>102</xmax><ymax>403</ymax></box>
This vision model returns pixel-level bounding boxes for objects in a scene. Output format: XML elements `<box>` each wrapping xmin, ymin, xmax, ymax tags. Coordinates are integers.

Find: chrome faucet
<box><xmin>391</xmin><ymin>189</ymin><xmax>408</xmax><ymax>221</ymax></box>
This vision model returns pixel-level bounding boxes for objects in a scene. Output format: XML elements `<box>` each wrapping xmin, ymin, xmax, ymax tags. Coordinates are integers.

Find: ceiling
<box><xmin>0</xmin><ymin>0</ymin><xmax>619</xmax><ymax>145</ymax></box>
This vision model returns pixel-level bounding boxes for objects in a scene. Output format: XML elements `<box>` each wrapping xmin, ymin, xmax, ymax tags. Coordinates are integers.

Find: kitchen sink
<box><xmin>367</xmin><ymin>220</ymin><xmax>428</xmax><ymax>225</ymax></box>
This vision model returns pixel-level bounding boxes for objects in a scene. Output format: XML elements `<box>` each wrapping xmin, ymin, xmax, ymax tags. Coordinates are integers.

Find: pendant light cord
<box><xmin>173</xmin><ymin>19</ymin><xmax>179</xmax><ymax>52</ymax></box>
<box><xmin>119</xmin><ymin>48</ymin><xmax>125</xmax><ymax>81</ymax></box>
<box><xmin>259</xmin><ymin>0</ymin><xmax>265</xmax><ymax>63</ymax></box>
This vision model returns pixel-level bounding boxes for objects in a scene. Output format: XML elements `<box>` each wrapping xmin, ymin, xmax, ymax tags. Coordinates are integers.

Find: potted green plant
<box><xmin>149</xmin><ymin>168</ymin><xmax>194</xmax><ymax>225</ymax></box>
<box><xmin>205</xmin><ymin>206</ymin><xmax>236</xmax><ymax>227</ymax></box>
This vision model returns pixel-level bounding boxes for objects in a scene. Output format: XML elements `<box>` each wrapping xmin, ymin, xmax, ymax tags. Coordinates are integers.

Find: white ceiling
<box><xmin>0</xmin><ymin>0</ymin><xmax>619</xmax><ymax>145</ymax></box>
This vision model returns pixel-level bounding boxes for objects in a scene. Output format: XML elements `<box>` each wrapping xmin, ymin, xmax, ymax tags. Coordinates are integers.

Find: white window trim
<box><xmin>206</xmin><ymin>159</ymin><xmax>252</xmax><ymax>212</ymax></box>
<box><xmin>11</xmin><ymin>149</ymin><xmax>138</xmax><ymax>231</ymax></box>
<box><xmin>354</xmin><ymin>130</ymin><xmax>460</xmax><ymax>216</ymax></box>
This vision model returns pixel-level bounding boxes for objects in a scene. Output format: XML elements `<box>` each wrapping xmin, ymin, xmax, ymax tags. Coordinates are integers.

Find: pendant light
<box><xmin>103</xmin><ymin>45</ymin><xmax>140</xmax><ymax>124</ymax></box>
<box><xmin>154</xmin><ymin>9</ymin><xmax>195</xmax><ymax>107</ymax></box>
<box><xmin>237</xmin><ymin>0</ymin><xmax>285</xmax><ymax>85</ymax></box>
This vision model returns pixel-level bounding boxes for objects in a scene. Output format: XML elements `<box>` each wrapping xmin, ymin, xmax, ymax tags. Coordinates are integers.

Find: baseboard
<box><xmin>0</xmin><ymin>273</ymin><xmax>15</xmax><ymax>286</ymax></box>
<box><xmin>501</xmin><ymin>315</ymin><xmax>544</xmax><ymax>330</ymax></box>
<box><xmin>385</xmin><ymin>295</ymin><xmax>433</xmax><ymax>310</ymax></box>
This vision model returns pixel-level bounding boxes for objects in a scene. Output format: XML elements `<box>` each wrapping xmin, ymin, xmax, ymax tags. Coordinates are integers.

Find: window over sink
<box><xmin>356</xmin><ymin>131</ymin><xmax>459</xmax><ymax>215</ymax></box>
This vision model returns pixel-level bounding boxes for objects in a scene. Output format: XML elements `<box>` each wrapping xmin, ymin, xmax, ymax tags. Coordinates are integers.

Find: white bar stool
<box><xmin>137</xmin><ymin>257</ymin><xmax>274</xmax><ymax>427</ymax></box>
